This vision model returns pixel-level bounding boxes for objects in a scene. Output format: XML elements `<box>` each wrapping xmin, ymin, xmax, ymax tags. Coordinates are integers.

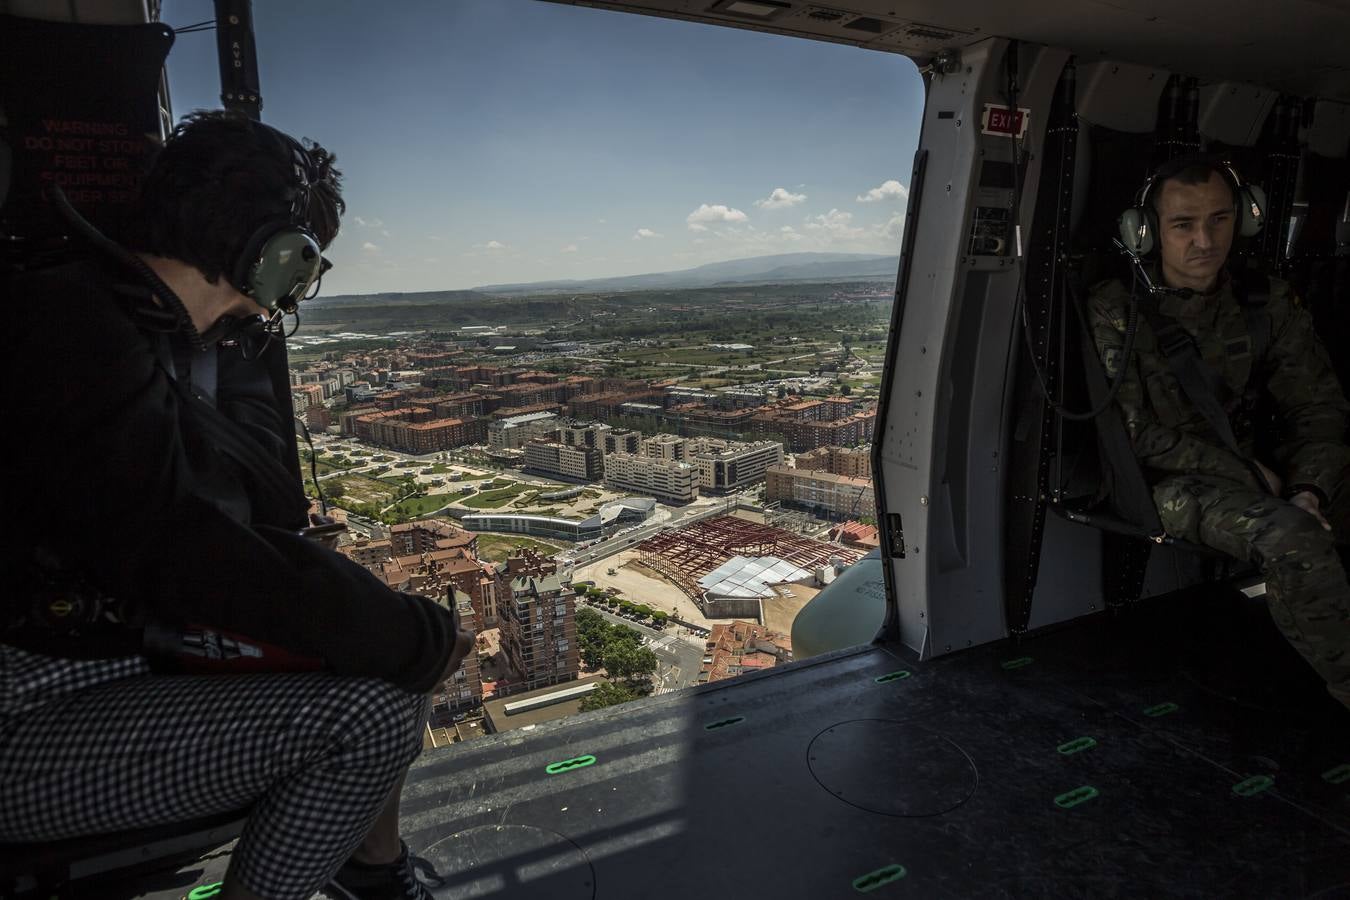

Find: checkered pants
<box><xmin>0</xmin><ymin>645</ymin><xmax>430</xmax><ymax>899</ymax></box>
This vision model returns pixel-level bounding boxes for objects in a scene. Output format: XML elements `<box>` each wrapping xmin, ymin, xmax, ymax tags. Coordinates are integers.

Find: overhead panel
<box><xmin>1197</xmin><ymin>82</ymin><xmax>1278</xmax><ymax>147</ymax></box>
<box><xmin>872</xmin><ymin>20</ymin><xmax>977</xmax><ymax>57</ymax></box>
<box><xmin>552</xmin><ymin>1</ymin><xmax>1350</xmax><ymax>102</ymax></box>
<box><xmin>1074</xmin><ymin>60</ymin><xmax>1170</xmax><ymax>133</ymax></box>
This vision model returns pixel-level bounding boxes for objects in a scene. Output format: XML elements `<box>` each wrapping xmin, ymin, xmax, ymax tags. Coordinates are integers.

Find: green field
<box><xmin>387</xmin><ymin>494</ymin><xmax>451</xmax><ymax>520</ymax></box>
<box><xmin>473</xmin><ymin>535</ymin><xmax>569</xmax><ymax>562</ymax></box>
<box><xmin>327</xmin><ymin>473</ymin><xmax>400</xmax><ymax>506</ymax></box>
<box><xmin>461</xmin><ymin>482</ymin><xmax>537</xmax><ymax>509</ymax></box>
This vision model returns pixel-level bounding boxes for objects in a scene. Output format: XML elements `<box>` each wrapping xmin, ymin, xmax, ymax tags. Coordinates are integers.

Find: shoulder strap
<box><xmin>1076</xmin><ymin>321</ymin><xmax>1165</xmax><ymax>537</ymax></box>
<box><xmin>157</xmin><ymin>358</ymin><xmax>306</xmax><ymax>512</ymax></box>
<box><xmin>1136</xmin><ymin>298</ymin><xmax>1274</xmax><ymax>494</ymax></box>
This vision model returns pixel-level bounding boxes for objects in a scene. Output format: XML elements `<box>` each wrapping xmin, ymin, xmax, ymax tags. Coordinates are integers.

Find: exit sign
<box><xmin>981</xmin><ymin>103</ymin><xmax>1030</xmax><ymax>138</ymax></box>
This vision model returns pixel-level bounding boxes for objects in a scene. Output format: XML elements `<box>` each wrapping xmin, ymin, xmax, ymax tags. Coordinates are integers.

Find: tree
<box><xmin>576</xmin><ymin>609</ymin><xmax>609</xmax><ymax>669</ymax></box>
<box><xmin>579</xmin><ymin>681</ymin><xmax>641</xmax><ymax>712</ymax></box>
<box><xmin>603</xmin><ymin>643</ymin><xmax>658</xmax><ymax>688</ymax></box>
<box><xmin>839</xmin><ymin>383</ymin><xmax>853</xmax><ymax>396</ymax></box>
<box><xmin>776</xmin><ymin>385</ymin><xmax>788</xmax><ymax>399</ymax></box>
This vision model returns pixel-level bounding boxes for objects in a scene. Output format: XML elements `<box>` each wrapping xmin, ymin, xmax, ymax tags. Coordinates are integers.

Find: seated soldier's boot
<box><xmin>326</xmin><ymin>841</ymin><xmax>445</xmax><ymax>900</ymax></box>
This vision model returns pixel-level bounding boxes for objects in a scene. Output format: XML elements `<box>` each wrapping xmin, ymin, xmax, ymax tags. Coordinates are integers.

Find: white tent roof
<box><xmin>698</xmin><ymin>556</ymin><xmax>813</xmax><ymax>599</ymax></box>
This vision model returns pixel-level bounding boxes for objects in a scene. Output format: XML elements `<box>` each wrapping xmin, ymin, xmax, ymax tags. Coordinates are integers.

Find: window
<box><xmin>240</xmin><ymin>0</ymin><xmax>917</xmax><ymax>715</ymax></box>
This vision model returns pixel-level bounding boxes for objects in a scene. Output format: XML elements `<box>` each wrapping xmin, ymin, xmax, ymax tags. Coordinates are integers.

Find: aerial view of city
<box><xmin>288</xmin><ymin>265</ymin><xmax>895</xmax><ymax>746</ymax></box>
<box><xmin>148</xmin><ymin>0</ymin><xmax>920</xmax><ymax>753</ymax></box>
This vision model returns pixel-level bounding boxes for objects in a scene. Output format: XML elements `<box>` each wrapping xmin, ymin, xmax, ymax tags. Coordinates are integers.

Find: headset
<box><xmin>229</xmin><ymin>123</ymin><xmax>332</xmax><ymax>317</ymax></box>
<box><xmin>1117</xmin><ymin>157</ymin><xmax>1266</xmax><ymax>259</ymax></box>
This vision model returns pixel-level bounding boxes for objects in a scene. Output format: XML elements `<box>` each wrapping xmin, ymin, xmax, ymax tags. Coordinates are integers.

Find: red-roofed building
<box><xmin>698</xmin><ymin>621</ymin><xmax>792</xmax><ymax>684</ymax></box>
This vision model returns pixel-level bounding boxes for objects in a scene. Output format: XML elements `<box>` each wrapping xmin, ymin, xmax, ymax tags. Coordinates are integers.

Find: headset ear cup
<box><xmin>232</xmin><ymin>220</ymin><xmax>287</xmax><ymax>299</ymax></box>
<box><xmin>1118</xmin><ymin>207</ymin><xmax>1154</xmax><ymax>257</ymax></box>
<box><xmin>1239</xmin><ymin>184</ymin><xmax>1266</xmax><ymax>238</ymax></box>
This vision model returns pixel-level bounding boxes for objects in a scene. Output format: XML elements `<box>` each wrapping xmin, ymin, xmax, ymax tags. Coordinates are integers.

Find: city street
<box><xmin>579</xmin><ymin>601</ymin><xmax>706</xmax><ymax>695</ymax></box>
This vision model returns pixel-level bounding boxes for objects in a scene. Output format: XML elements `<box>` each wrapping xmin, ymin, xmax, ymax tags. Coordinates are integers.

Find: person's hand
<box><xmin>1254</xmin><ymin>460</ymin><xmax>1283</xmax><ymax>497</ymax></box>
<box><xmin>1290</xmin><ymin>490</ymin><xmax>1333</xmax><ymax>531</ymax></box>
<box><xmin>304</xmin><ymin>513</ymin><xmax>346</xmax><ymax>551</ymax></box>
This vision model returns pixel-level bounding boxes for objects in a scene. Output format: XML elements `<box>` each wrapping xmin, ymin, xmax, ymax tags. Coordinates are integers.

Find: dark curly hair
<box><xmin>127</xmin><ymin>110</ymin><xmax>344</xmax><ymax>285</ymax></box>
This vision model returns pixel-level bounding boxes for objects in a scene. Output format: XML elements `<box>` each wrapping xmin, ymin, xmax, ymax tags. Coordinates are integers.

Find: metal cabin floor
<box><xmin>119</xmin><ymin>587</ymin><xmax>1349</xmax><ymax>899</ymax></box>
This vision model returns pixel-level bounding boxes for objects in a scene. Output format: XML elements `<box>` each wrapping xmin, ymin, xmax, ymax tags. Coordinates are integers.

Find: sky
<box><xmin>161</xmin><ymin>0</ymin><xmax>923</xmax><ymax>295</ymax></box>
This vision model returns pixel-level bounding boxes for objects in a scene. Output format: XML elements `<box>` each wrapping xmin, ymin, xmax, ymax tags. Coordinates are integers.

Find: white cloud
<box><xmin>686</xmin><ymin>203</ymin><xmax>748</xmax><ymax>232</ymax></box>
<box><xmin>755</xmin><ymin>187</ymin><xmax>807</xmax><ymax>209</ymax></box>
<box><xmin>633</xmin><ymin>228</ymin><xmax>661</xmax><ymax>240</ymax></box>
<box><xmin>878</xmin><ymin>213</ymin><xmax>906</xmax><ymax>241</ymax></box>
<box><xmin>354</xmin><ymin>216</ymin><xmax>384</xmax><ymax>228</ymax></box>
<box><xmin>780</xmin><ymin>225</ymin><xmax>804</xmax><ymax>242</ymax></box>
<box><xmin>804</xmin><ymin>208</ymin><xmax>864</xmax><ymax>240</ymax></box>
<box><xmin>361</xmin><ymin>241</ymin><xmax>380</xmax><ymax>252</ymax></box>
<box><xmin>473</xmin><ymin>240</ymin><xmax>507</xmax><ymax>251</ymax></box>
<box><xmin>562</xmin><ymin>244</ymin><xmax>579</xmax><ymax>253</ymax></box>
<box><xmin>856</xmin><ymin>179</ymin><xmax>909</xmax><ymax>203</ymax></box>
<box><xmin>426</xmin><ymin>234</ymin><xmax>444</xmax><ymax>242</ymax></box>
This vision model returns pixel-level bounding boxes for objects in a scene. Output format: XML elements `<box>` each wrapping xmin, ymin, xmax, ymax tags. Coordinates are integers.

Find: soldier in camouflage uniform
<box><xmin>1089</xmin><ymin>158</ymin><xmax>1350</xmax><ymax>711</ymax></box>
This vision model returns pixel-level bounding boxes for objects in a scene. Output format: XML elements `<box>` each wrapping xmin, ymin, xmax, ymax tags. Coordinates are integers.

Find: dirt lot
<box><xmin>573</xmin><ymin>551</ymin><xmax>746</xmax><ymax>629</ymax></box>
<box><xmin>761</xmin><ymin>582</ymin><xmax>819</xmax><ymax>637</ymax></box>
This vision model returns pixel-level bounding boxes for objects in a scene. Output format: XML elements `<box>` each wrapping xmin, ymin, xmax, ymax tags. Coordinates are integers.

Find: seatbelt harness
<box><xmin>1135</xmin><ymin>272</ymin><xmax>1273</xmax><ymax>492</ymax></box>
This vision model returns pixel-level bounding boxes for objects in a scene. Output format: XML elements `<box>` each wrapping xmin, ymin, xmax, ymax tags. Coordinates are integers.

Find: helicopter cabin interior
<box><xmin>1</xmin><ymin>0</ymin><xmax>1348</xmax><ymax>897</ymax></box>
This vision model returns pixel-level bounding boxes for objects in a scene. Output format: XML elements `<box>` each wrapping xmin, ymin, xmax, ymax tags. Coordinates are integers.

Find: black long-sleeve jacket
<box><xmin>1</xmin><ymin>260</ymin><xmax>456</xmax><ymax>694</ymax></box>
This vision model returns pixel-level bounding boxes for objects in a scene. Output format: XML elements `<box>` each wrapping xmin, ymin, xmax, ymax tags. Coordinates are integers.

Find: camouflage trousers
<box><xmin>1154</xmin><ymin>474</ymin><xmax>1350</xmax><ymax>712</ymax></box>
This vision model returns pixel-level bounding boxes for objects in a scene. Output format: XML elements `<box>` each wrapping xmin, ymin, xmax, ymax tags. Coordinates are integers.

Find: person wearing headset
<box><xmin>1</xmin><ymin>110</ymin><xmax>472</xmax><ymax>899</ymax></box>
<box><xmin>1087</xmin><ymin>154</ymin><xmax>1350</xmax><ymax>713</ymax></box>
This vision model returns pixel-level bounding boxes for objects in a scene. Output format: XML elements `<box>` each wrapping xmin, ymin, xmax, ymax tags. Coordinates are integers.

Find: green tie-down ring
<box><xmin>1056</xmin><ymin>736</ymin><xmax>1097</xmax><ymax>755</ymax></box>
<box><xmin>852</xmin><ymin>864</ymin><xmax>907</xmax><ymax>893</ymax></box>
<box><xmin>1054</xmin><ymin>785</ymin><xmax>1099</xmax><ymax>809</ymax></box>
<box><xmin>545</xmin><ymin>755</ymin><xmax>597</xmax><ymax>775</ymax></box>
<box><xmin>1232</xmin><ymin>775</ymin><xmax>1274</xmax><ymax>797</ymax></box>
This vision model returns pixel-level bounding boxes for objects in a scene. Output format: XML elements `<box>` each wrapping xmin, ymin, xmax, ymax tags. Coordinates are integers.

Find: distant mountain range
<box><xmin>308</xmin><ymin>252</ymin><xmax>900</xmax><ymax>310</ymax></box>
<box><xmin>472</xmin><ymin>252</ymin><xmax>900</xmax><ymax>295</ymax></box>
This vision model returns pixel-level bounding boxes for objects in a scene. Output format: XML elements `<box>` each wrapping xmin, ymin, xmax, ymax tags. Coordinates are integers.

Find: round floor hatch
<box><xmin>807</xmin><ymin>719</ymin><xmax>978</xmax><ymax>818</ymax></box>
<box><xmin>419</xmin><ymin>824</ymin><xmax>595</xmax><ymax>899</ymax></box>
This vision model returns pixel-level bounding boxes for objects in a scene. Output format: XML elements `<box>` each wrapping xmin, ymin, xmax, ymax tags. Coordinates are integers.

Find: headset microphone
<box><xmin>1110</xmin><ymin>237</ymin><xmax>1195</xmax><ymax>298</ymax></box>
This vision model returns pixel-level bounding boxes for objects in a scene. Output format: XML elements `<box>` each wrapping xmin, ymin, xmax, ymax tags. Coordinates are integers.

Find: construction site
<box><xmin>635</xmin><ymin>515</ymin><xmax>865</xmax><ymax>619</ymax></box>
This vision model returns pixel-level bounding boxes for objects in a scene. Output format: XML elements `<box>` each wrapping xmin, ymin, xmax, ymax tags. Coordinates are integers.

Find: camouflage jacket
<box><xmin>1087</xmin><ymin>268</ymin><xmax>1350</xmax><ymax>501</ymax></box>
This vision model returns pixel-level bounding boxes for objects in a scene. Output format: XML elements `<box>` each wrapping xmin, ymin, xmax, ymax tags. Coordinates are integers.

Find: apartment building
<box><xmin>559</xmin><ymin>421</ymin><xmax>611</xmax><ymax>449</ymax></box>
<box><xmin>640</xmin><ymin>433</ymin><xmax>686</xmax><ymax>461</ymax></box>
<box><xmin>765</xmin><ymin>465</ymin><xmax>876</xmax><ymax>521</ymax></box>
<box><xmin>370</xmin><ymin>416</ymin><xmax>485</xmax><ymax>453</ymax></box>
<box><xmin>793</xmin><ymin>445</ymin><xmax>873</xmax><ymax>479</ymax></box>
<box><xmin>688</xmin><ymin>439</ymin><xmax>785</xmax><ymax>493</ymax></box>
<box><xmin>603</xmin><ymin>428</ymin><xmax>642</xmax><ymax>455</ymax></box>
<box><xmin>523</xmin><ymin>440</ymin><xmax>604</xmax><ymax>482</ymax></box>
<box><xmin>291</xmin><ymin>383</ymin><xmax>324</xmax><ymax>413</ymax></box>
<box><xmin>754</xmin><ymin>410</ymin><xmax>876</xmax><ymax>452</ymax></box>
<box><xmin>487</xmin><ymin>411</ymin><xmax>559</xmax><ymax>450</ymax></box>
<box><xmin>389</xmin><ymin>520</ymin><xmax>477</xmax><ymax>557</ymax></box>
<box><xmin>499</xmin><ymin>573</ymin><xmax>580</xmax><ymax>692</ymax></box>
<box><xmin>603</xmin><ymin>451</ymin><xmax>698</xmax><ymax>503</ymax></box>
<box><xmin>432</xmin><ymin>392</ymin><xmax>486</xmax><ymax>420</ymax></box>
